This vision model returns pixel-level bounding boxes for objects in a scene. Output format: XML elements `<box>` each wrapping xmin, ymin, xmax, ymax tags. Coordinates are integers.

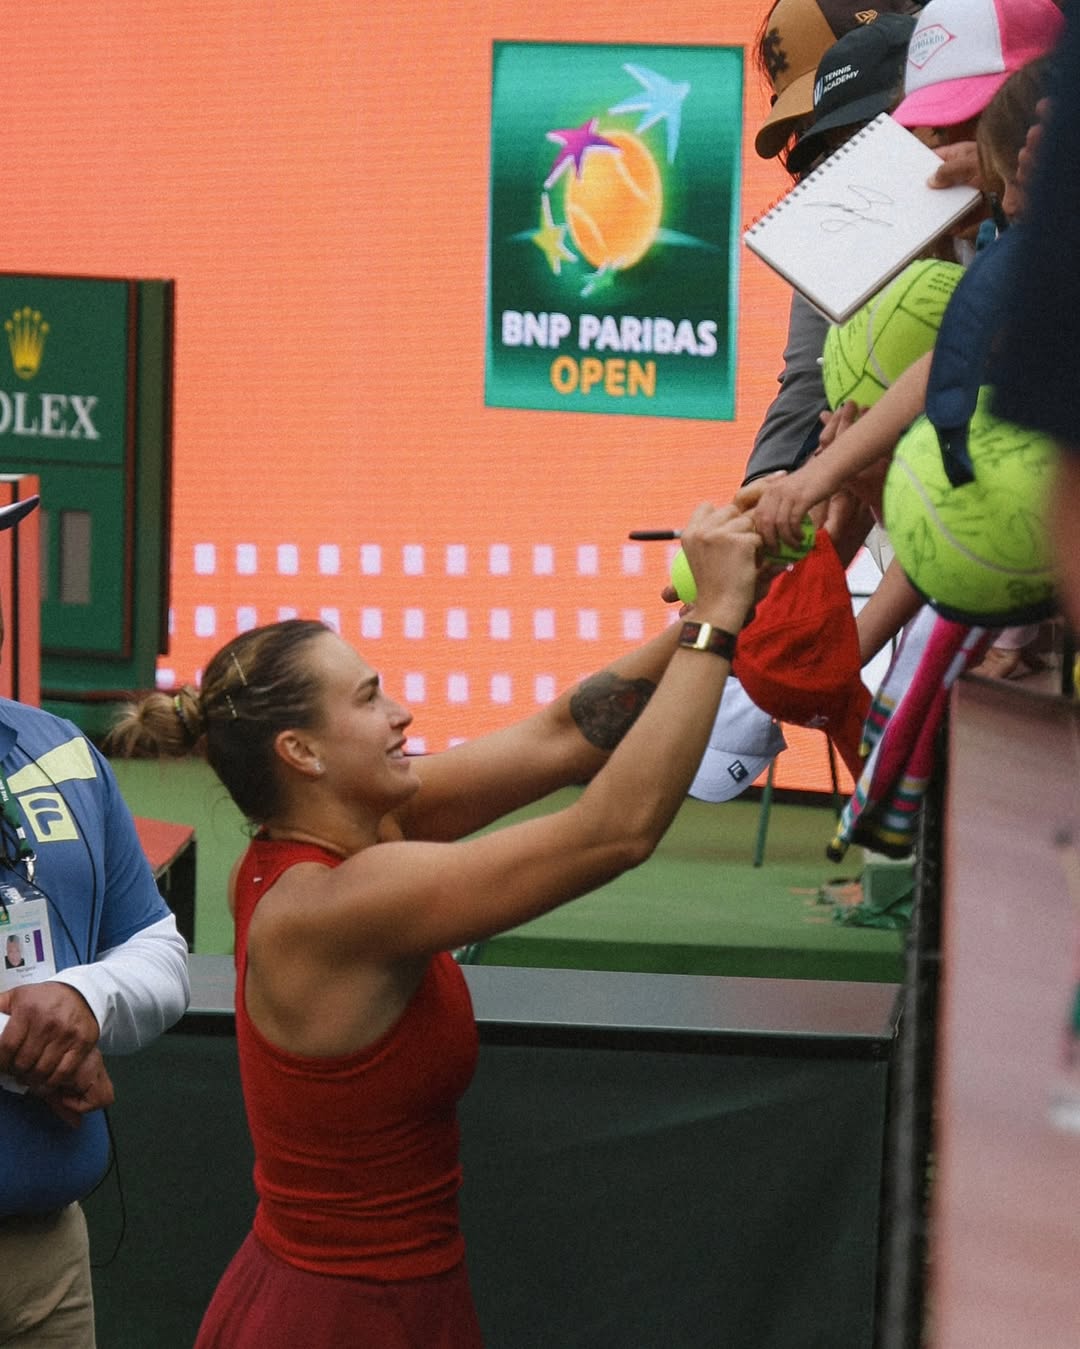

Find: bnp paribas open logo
<box><xmin>487</xmin><ymin>42</ymin><xmax>743</xmax><ymax>421</ymax></box>
<box><xmin>532</xmin><ymin>65</ymin><xmax>688</xmax><ymax>299</ymax></box>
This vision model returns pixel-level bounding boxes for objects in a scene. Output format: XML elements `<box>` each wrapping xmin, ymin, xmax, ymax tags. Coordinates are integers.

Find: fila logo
<box><xmin>727</xmin><ymin>760</ymin><xmax>749</xmax><ymax>783</ymax></box>
<box><xmin>19</xmin><ymin>791</ymin><xmax>79</xmax><ymax>844</ymax></box>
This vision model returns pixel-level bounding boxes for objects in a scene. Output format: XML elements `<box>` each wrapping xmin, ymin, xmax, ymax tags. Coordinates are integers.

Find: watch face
<box><xmin>679</xmin><ymin>621</ymin><xmax>734</xmax><ymax>658</ymax></box>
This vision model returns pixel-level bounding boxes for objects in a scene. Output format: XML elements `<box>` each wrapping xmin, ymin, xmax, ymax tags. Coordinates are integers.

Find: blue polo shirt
<box><xmin>0</xmin><ymin>699</ymin><xmax>169</xmax><ymax>1215</ymax></box>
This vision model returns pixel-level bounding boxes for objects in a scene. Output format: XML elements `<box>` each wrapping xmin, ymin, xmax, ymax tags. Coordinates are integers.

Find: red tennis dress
<box><xmin>194</xmin><ymin>837</ymin><xmax>482</xmax><ymax>1347</ymax></box>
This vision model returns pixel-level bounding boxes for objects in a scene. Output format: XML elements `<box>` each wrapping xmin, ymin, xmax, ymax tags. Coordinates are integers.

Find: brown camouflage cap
<box><xmin>755</xmin><ymin>0</ymin><xmax>916</xmax><ymax>159</ymax></box>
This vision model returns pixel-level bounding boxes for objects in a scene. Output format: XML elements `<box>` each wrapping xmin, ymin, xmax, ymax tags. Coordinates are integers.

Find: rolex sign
<box><xmin>0</xmin><ymin>272</ymin><xmax>172</xmax><ymax>728</ymax></box>
<box><xmin>0</xmin><ymin>277</ymin><xmax>128</xmax><ymax>469</ymax></box>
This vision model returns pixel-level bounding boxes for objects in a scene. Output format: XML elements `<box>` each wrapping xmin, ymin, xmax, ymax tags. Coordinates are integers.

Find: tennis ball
<box><xmin>883</xmin><ymin>387</ymin><xmax>1057</xmax><ymax>624</ymax></box>
<box><xmin>822</xmin><ymin>259</ymin><xmax>965</xmax><ymax>411</ymax></box>
<box><xmin>670</xmin><ymin>547</ymin><xmax>696</xmax><ymax>603</ymax></box>
<box><xmin>764</xmin><ymin>517</ymin><xmax>816</xmax><ymax>565</ymax></box>
<box><xmin>672</xmin><ymin>517</ymin><xmax>815</xmax><ymax>601</ymax></box>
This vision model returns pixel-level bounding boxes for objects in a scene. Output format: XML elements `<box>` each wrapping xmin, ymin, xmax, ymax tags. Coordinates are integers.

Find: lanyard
<box><xmin>0</xmin><ymin>768</ymin><xmax>35</xmax><ymax>886</ymax></box>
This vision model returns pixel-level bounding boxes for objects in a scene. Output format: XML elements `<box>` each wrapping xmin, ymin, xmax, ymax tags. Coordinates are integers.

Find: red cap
<box><xmin>733</xmin><ymin>530</ymin><xmax>870</xmax><ymax>779</ymax></box>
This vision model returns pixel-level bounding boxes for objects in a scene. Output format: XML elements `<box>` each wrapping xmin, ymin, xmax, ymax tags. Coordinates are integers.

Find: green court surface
<box><xmin>109</xmin><ymin>759</ymin><xmax>905</xmax><ymax>983</ymax></box>
<box><xmin>467</xmin><ymin>789</ymin><xmax>905</xmax><ymax>983</ymax></box>
<box><xmin>110</xmin><ymin>756</ymin><xmax>249</xmax><ymax>957</ymax></box>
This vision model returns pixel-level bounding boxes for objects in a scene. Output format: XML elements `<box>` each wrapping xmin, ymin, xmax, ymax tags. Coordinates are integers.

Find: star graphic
<box><xmin>544</xmin><ymin>118</ymin><xmax>619</xmax><ymax>189</ymax></box>
<box><xmin>531</xmin><ymin>193</ymin><xmax>577</xmax><ymax>275</ymax></box>
<box><xmin>608</xmin><ymin>63</ymin><xmax>690</xmax><ymax>163</ymax></box>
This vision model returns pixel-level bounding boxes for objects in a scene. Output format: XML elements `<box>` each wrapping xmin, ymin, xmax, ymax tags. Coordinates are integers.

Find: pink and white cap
<box><xmin>893</xmin><ymin>0</ymin><xmax>1063</xmax><ymax>129</ymax></box>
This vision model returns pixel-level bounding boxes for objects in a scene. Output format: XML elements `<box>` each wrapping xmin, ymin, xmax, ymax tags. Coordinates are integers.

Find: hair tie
<box><xmin>173</xmin><ymin>693</ymin><xmax>198</xmax><ymax>743</ymax></box>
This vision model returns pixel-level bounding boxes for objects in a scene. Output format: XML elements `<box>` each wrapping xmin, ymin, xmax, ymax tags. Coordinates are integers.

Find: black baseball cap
<box><xmin>787</xmin><ymin>13</ymin><xmax>916</xmax><ymax>175</ymax></box>
<box><xmin>754</xmin><ymin>0</ymin><xmax>918</xmax><ymax>160</ymax></box>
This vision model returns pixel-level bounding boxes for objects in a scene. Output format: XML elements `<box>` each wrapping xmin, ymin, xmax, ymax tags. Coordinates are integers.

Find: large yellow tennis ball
<box><xmin>822</xmin><ymin>259</ymin><xmax>964</xmax><ymax>411</ymax></box>
<box><xmin>670</xmin><ymin>548</ymin><xmax>696</xmax><ymax>603</ymax></box>
<box><xmin>883</xmin><ymin>387</ymin><xmax>1057</xmax><ymax>624</ymax></box>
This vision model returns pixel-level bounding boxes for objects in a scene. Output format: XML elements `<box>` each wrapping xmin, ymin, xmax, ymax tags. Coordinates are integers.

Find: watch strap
<box><xmin>678</xmin><ymin>621</ymin><xmax>737</xmax><ymax>660</ymax></box>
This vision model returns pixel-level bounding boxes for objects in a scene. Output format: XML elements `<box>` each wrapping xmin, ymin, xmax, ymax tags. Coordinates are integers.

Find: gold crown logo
<box><xmin>5</xmin><ymin>307</ymin><xmax>49</xmax><ymax>380</ymax></box>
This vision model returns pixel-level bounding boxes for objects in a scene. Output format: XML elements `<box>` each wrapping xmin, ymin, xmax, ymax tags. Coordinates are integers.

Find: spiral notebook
<box><xmin>743</xmin><ymin>114</ymin><xmax>981</xmax><ymax>324</ymax></box>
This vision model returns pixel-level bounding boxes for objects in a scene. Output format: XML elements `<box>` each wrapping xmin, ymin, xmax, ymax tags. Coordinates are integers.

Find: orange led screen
<box><xmin>3</xmin><ymin>1</ymin><xmax>850</xmax><ymax>793</ymax></box>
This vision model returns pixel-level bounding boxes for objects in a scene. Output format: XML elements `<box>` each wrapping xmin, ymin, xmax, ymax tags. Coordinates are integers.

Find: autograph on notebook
<box><xmin>804</xmin><ymin>184</ymin><xmax>896</xmax><ymax>232</ymax></box>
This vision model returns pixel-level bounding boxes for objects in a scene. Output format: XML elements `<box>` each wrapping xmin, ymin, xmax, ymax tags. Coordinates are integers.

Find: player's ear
<box><xmin>273</xmin><ymin>730</ymin><xmax>324</xmax><ymax>780</ymax></box>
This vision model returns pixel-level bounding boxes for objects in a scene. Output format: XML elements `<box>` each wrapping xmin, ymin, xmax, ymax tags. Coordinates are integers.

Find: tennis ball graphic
<box><xmin>563</xmin><ymin>130</ymin><xmax>662</xmax><ymax>269</ymax></box>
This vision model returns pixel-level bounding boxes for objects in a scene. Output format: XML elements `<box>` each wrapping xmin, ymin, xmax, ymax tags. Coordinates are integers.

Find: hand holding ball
<box><xmin>763</xmin><ymin>516</ymin><xmax>816</xmax><ymax>565</ymax></box>
<box><xmin>670</xmin><ymin>517</ymin><xmax>816</xmax><ymax>602</ymax></box>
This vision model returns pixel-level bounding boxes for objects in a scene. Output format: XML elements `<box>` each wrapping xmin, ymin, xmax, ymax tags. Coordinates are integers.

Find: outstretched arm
<box><xmin>737</xmin><ymin>352</ymin><xmax>933</xmax><ymax>551</ymax></box>
<box><xmin>399</xmin><ymin>603</ymin><xmax>697</xmax><ymax>844</ymax></box>
<box><xmin>274</xmin><ymin>504</ymin><xmax>763</xmax><ymax>960</ymax></box>
<box><xmin>857</xmin><ymin>558</ymin><xmax>925</xmax><ymax>666</ymax></box>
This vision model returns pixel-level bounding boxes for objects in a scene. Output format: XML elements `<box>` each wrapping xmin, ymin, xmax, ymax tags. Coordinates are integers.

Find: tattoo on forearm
<box><xmin>570</xmin><ymin>673</ymin><xmax>656</xmax><ymax>751</ymax></box>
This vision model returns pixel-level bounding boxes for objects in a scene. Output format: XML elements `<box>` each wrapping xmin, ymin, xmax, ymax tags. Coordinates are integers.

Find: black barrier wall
<box><xmin>85</xmin><ymin>962</ymin><xmax>899</xmax><ymax>1348</ymax></box>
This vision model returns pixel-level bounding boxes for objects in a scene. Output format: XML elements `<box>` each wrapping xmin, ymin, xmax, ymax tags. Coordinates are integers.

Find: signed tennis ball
<box><xmin>764</xmin><ymin>517</ymin><xmax>816</xmax><ymax>565</ymax></box>
<box><xmin>822</xmin><ymin>259</ymin><xmax>964</xmax><ymax>411</ymax></box>
<box><xmin>883</xmin><ymin>387</ymin><xmax>1057</xmax><ymax>623</ymax></box>
<box><xmin>670</xmin><ymin>547</ymin><xmax>696</xmax><ymax>603</ymax></box>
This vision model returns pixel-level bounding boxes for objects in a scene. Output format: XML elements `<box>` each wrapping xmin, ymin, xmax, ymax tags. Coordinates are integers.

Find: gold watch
<box><xmin>678</xmin><ymin>621</ymin><xmax>736</xmax><ymax>660</ymax></box>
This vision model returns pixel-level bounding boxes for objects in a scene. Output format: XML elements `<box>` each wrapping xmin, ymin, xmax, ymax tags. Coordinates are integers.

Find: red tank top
<box><xmin>232</xmin><ymin>836</ymin><xmax>479</xmax><ymax>1280</ymax></box>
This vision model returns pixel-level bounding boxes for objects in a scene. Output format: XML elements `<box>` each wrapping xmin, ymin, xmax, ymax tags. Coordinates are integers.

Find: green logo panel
<box><xmin>0</xmin><ymin>275</ymin><xmax>129</xmax><ymax>467</ymax></box>
<box><xmin>487</xmin><ymin>42</ymin><xmax>743</xmax><ymax>420</ymax></box>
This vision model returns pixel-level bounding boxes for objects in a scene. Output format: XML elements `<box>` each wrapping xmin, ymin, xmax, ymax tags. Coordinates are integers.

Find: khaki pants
<box><xmin>0</xmin><ymin>1205</ymin><xmax>95</xmax><ymax>1347</ymax></box>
